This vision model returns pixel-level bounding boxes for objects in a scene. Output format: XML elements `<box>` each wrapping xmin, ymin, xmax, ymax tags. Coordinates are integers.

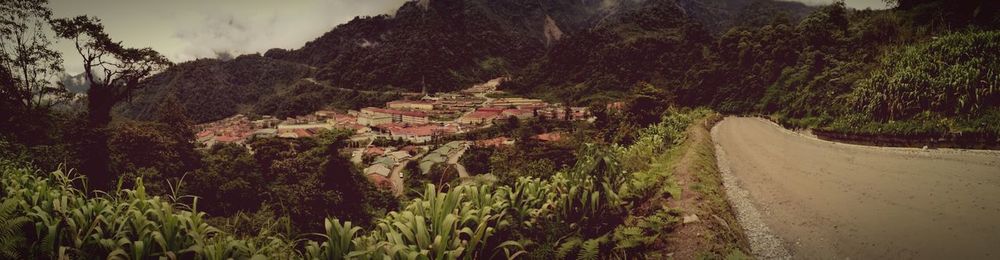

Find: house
<box><xmin>293</xmin><ymin>128</ymin><xmax>315</xmax><ymax>138</ymax></box>
<box><xmin>418</xmin><ymin>141</ymin><xmax>464</xmax><ymax>174</ymax></box>
<box><xmin>373</xmin><ymin>155</ymin><xmax>396</xmax><ymax>166</ymax></box>
<box><xmin>388</xmin><ymin>151</ymin><xmax>411</xmax><ymax>162</ymax></box>
<box><xmin>365</xmin><ymin>164</ymin><xmax>392</xmax><ymax>177</ymax></box>
<box><xmin>364</xmin><ymin>147</ymin><xmax>386</xmax><ymax>156</ymax></box>
<box><xmin>276</xmin><ymin>127</ymin><xmax>323</xmax><ymax>139</ymax></box>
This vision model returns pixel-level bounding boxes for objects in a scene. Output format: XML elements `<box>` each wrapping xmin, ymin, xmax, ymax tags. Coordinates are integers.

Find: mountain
<box><xmin>679</xmin><ymin>0</ymin><xmax>814</xmax><ymax>32</ymax></box>
<box><xmin>119</xmin><ymin>54</ymin><xmax>312</xmax><ymax>122</ymax></box>
<box><xmin>58</xmin><ymin>72</ymin><xmax>91</xmax><ymax>94</ymax></box>
<box><xmin>265</xmin><ymin>0</ymin><xmax>646</xmax><ymax>93</ymax></box>
<box><xmin>121</xmin><ymin>0</ymin><xmax>815</xmax><ymax>123</ymax></box>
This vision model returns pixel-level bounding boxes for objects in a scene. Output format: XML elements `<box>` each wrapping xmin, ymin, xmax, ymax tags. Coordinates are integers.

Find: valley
<box><xmin>1</xmin><ymin>0</ymin><xmax>997</xmax><ymax>259</ymax></box>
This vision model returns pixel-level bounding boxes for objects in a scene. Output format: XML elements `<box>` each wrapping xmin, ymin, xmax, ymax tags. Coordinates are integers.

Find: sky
<box><xmin>49</xmin><ymin>0</ymin><xmax>887</xmax><ymax>74</ymax></box>
<box><xmin>50</xmin><ymin>0</ymin><xmax>408</xmax><ymax>74</ymax></box>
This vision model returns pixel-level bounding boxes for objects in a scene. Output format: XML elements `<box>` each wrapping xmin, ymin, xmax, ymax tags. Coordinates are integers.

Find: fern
<box><xmin>0</xmin><ymin>198</ymin><xmax>29</xmax><ymax>259</ymax></box>
<box><xmin>556</xmin><ymin>237</ymin><xmax>582</xmax><ymax>259</ymax></box>
<box><xmin>613</xmin><ymin>226</ymin><xmax>654</xmax><ymax>250</ymax></box>
<box><xmin>578</xmin><ymin>236</ymin><xmax>606</xmax><ymax>260</ymax></box>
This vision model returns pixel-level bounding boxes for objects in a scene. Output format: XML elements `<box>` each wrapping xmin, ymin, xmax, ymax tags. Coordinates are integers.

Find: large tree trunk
<box><xmin>80</xmin><ymin>87</ymin><xmax>114</xmax><ymax>190</ymax></box>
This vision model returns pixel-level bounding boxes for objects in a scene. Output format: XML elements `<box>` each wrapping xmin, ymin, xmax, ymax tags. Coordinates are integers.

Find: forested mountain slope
<box><xmin>119</xmin><ymin>54</ymin><xmax>312</xmax><ymax>122</ymax></box>
<box><xmin>121</xmin><ymin>0</ymin><xmax>812</xmax><ymax>123</ymax></box>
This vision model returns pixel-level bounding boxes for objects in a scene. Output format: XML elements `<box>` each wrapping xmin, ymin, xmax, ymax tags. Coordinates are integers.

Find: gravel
<box><xmin>712</xmin><ymin>125</ymin><xmax>791</xmax><ymax>259</ymax></box>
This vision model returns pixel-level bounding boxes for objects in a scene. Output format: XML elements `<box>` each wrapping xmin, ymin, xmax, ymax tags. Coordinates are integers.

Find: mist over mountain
<box><xmin>58</xmin><ymin>72</ymin><xmax>90</xmax><ymax>94</ymax></box>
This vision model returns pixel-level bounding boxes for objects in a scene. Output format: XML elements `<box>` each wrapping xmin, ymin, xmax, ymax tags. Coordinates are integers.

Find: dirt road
<box><xmin>712</xmin><ymin>117</ymin><xmax>1000</xmax><ymax>259</ymax></box>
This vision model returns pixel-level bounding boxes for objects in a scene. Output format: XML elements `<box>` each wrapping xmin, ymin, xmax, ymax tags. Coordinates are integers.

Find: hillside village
<box><xmin>192</xmin><ymin>78</ymin><xmax>592</xmax><ymax>194</ymax></box>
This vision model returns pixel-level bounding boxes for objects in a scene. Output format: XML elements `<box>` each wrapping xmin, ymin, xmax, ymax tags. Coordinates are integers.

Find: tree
<box><xmin>189</xmin><ymin>143</ymin><xmax>261</xmax><ymax>216</ymax></box>
<box><xmin>0</xmin><ymin>0</ymin><xmax>64</xmax><ymax>110</ymax></box>
<box><xmin>0</xmin><ymin>0</ymin><xmax>65</xmax><ymax>144</ymax></box>
<box><xmin>627</xmin><ymin>82</ymin><xmax>671</xmax><ymax>127</ymax></box>
<box><xmin>50</xmin><ymin>16</ymin><xmax>171</xmax><ymax>189</ymax></box>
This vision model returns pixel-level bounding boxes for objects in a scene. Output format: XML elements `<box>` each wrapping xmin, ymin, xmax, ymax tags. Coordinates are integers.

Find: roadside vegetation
<box><xmin>509</xmin><ymin>1</ymin><xmax>998</xmax><ymax>138</ymax></box>
<box><xmin>0</xmin><ymin>108</ymin><xmax>740</xmax><ymax>259</ymax></box>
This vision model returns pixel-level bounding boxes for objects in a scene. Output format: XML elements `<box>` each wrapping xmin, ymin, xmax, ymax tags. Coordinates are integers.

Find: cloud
<box><xmin>170</xmin><ymin>0</ymin><xmax>407</xmax><ymax>62</ymax></box>
<box><xmin>172</xmin><ymin>12</ymin><xmax>276</xmax><ymax>60</ymax></box>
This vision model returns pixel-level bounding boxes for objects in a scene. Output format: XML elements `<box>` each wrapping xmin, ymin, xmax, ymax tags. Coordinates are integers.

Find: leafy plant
<box><xmin>0</xmin><ymin>198</ymin><xmax>29</xmax><ymax>259</ymax></box>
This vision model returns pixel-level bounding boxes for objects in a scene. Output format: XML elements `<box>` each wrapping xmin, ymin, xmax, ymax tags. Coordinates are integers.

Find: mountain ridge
<box><xmin>120</xmin><ymin>0</ymin><xmax>815</xmax><ymax>123</ymax></box>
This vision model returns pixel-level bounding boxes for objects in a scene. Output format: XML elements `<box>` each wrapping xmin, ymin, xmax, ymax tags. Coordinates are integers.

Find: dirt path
<box><xmin>659</xmin><ymin>116</ymin><xmax>749</xmax><ymax>258</ymax></box>
<box><xmin>447</xmin><ymin>142</ymin><xmax>470</xmax><ymax>178</ymax></box>
<box><xmin>712</xmin><ymin>117</ymin><xmax>1000</xmax><ymax>259</ymax></box>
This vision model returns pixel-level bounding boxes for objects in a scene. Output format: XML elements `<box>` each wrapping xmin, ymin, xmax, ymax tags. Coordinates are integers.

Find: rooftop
<box><xmin>362</xmin><ymin>107</ymin><xmax>428</xmax><ymax>118</ymax></box>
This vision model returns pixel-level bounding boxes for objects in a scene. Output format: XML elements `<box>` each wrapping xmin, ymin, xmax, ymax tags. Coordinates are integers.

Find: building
<box><xmin>358</xmin><ymin>108</ymin><xmax>393</xmax><ymax>126</ymax></box>
<box><xmin>326</xmin><ymin>114</ymin><xmax>358</xmax><ymax>126</ymax></box>
<box><xmin>384</xmin><ymin>124</ymin><xmax>456</xmax><ymax>143</ymax></box>
<box><xmin>365</xmin><ymin>164</ymin><xmax>392</xmax><ymax>177</ymax></box>
<box><xmin>359</xmin><ymin>107</ymin><xmax>429</xmax><ymax>126</ymax></box>
<box><xmin>194</xmin><ymin>114</ymin><xmax>257</xmax><ymax>147</ymax></box>
<box><xmin>501</xmin><ymin>109</ymin><xmax>534</xmax><ymax>119</ymax></box>
<box><xmin>400</xmin><ymin>111</ymin><xmax>429</xmax><ymax>124</ymax></box>
<box><xmin>387</xmin><ymin>100</ymin><xmax>435</xmax><ymax>110</ymax></box>
<box><xmin>458</xmin><ymin>109</ymin><xmax>502</xmax><ymax>125</ymax></box>
<box><xmin>252</xmin><ymin>129</ymin><xmax>277</xmax><ymax>139</ymax></box>
<box><xmin>488</xmin><ymin>98</ymin><xmax>544</xmax><ymax>108</ymax></box>
<box><xmin>388</xmin><ymin>151</ymin><xmax>411</xmax><ymax>161</ymax></box>
<box><xmin>277</xmin><ymin>123</ymin><xmax>332</xmax><ymax>131</ymax></box>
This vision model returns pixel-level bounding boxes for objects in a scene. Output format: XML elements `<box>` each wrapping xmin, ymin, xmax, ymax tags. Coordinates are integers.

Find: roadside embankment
<box><xmin>660</xmin><ymin>113</ymin><xmax>752</xmax><ymax>259</ymax></box>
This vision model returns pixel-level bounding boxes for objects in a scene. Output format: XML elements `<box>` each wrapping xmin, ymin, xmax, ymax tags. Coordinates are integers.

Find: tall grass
<box><xmin>851</xmin><ymin>30</ymin><xmax>999</xmax><ymax>122</ymax></box>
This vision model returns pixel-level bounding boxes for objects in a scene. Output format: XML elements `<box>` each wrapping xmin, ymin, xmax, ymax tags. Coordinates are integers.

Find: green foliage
<box><xmin>459</xmin><ymin>146</ymin><xmax>494</xmax><ymax>175</ymax></box>
<box><xmin>51</xmin><ymin>15</ymin><xmax>172</xmax><ymax>189</ymax></box>
<box><xmin>0</xmin><ymin>198</ymin><xmax>29</xmax><ymax>259</ymax></box>
<box><xmin>0</xmin><ymin>0</ymin><xmax>67</xmax><ymax>122</ymax></box>
<box><xmin>304</xmin><ymin>184</ymin><xmax>521</xmax><ymax>259</ymax></box>
<box><xmin>0</xmin><ymin>108</ymin><xmax>714</xmax><ymax>259</ymax></box>
<box><xmin>123</xmin><ymin>54</ymin><xmax>312</xmax><ymax>123</ymax></box>
<box><xmin>849</xmin><ymin>30</ymin><xmax>999</xmax><ymax>122</ymax></box>
<box><xmin>187</xmin><ymin>135</ymin><xmax>397</xmax><ymax>232</ymax></box>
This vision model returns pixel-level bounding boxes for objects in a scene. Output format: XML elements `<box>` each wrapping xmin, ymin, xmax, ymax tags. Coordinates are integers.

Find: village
<box><xmin>192</xmin><ymin>78</ymin><xmax>592</xmax><ymax>194</ymax></box>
